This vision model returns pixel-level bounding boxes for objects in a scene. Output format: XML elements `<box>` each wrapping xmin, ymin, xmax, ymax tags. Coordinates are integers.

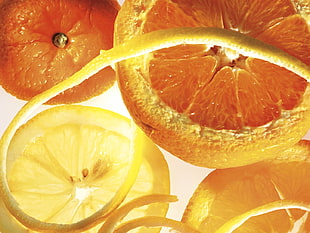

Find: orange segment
<box><xmin>150</xmin><ymin>55</ymin><xmax>217</xmax><ymax>114</ymax></box>
<box><xmin>246</xmin><ymin>58</ymin><xmax>308</xmax><ymax>110</ymax></box>
<box><xmin>220</xmin><ymin>0</ymin><xmax>296</xmax><ymax>35</ymax></box>
<box><xmin>256</xmin><ymin>14</ymin><xmax>310</xmax><ymax>66</ymax></box>
<box><xmin>187</xmin><ymin>67</ymin><xmax>243</xmax><ymax>130</ymax></box>
<box><xmin>142</xmin><ymin>0</ymin><xmax>222</xmax><ymax>32</ymax></box>
<box><xmin>235</xmin><ymin>68</ymin><xmax>281</xmax><ymax>128</ymax></box>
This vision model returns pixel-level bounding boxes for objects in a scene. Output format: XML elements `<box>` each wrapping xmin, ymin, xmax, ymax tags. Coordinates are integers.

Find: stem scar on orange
<box><xmin>114</xmin><ymin>0</ymin><xmax>310</xmax><ymax>168</ymax></box>
<box><xmin>0</xmin><ymin>0</ymin><xmax>120</xmax><ymax>104</ymax></box>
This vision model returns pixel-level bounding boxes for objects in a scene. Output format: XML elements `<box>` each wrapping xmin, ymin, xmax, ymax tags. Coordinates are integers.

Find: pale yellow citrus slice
<box><xmin>182</xmin><ymin>140</ymin><xmax>310</xmax><ymax>232</ymax></box>
<box><xmin>0</xmin><ymin>105</ymin><xmax>147</xmax><ymax>232</ymax></box>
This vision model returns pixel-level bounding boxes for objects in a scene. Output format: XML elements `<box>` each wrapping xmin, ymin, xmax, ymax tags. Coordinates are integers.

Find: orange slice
<box><xmin>182</xmin><ymin>140</ymin><xmax>310</xmax><ymax>232</ymax></box>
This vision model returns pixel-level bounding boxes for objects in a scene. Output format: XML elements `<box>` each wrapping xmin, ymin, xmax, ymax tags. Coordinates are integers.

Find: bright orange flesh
<box><xmin>142</xmin><ymin>0</ymin><xmax>308</xmax><ymax>130</ymax></box>
<box><xmin>182</xmin><ymin>140</ymin><xmax>310</xmax><ymax>232</ymax></box>
<box><xmin>0</xmin><ymin>0</ymin><xmax>119</xmax><ymax>104</ymax></box>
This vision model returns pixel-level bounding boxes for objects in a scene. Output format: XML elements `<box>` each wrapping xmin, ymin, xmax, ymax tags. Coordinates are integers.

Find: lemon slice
<box><xmin>1</xmin><ymin>105</ymin><xmax>144</xmax><ymax>232</ymax></box>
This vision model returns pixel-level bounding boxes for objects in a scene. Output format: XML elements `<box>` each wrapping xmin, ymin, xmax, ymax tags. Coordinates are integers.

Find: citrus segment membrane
<box><xmin>1</xmin><ymin>105</ymin><xmax>144</xmax><ymax>232</ymax></box>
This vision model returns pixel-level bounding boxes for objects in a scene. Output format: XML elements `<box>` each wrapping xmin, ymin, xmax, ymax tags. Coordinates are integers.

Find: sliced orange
<box><xmin>0</xmin><ymin>105</ymin><xmax>170</xmax><ymax>233</ymax></box>
<box><xmin>114</xmin><ymin>0</ymin><xmax>310</xmax><ymax>168</ymax></box>
<box><xmin>0</xmin><ymin>0</ymin><xmax>119</xmax><ymax>104</ymax></box>
<box><xmin>182</xmin><ymin>140</ymin><xmax>310</xmax><ymax>232</ymax></box>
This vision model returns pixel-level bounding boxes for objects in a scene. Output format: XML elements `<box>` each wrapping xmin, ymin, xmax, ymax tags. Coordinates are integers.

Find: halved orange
<box><xmin>0</xmin><ymin>0</ymin><xmax>119</xmax><ymax>104</ymax></box>
<box><xmin>114</xmin><ymin>0</ymin><xmax>310</xmax><ymax>168</ymax></box>
<box><xmin>182</xmin><ymin>140</ymin><xmax>310</xmax><ymax>232</ymax></box>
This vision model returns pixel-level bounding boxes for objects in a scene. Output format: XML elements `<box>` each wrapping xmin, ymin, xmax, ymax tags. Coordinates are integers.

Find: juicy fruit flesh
<box><xmin>140</xmin><ymin>0</ymin><xmax>309</xmax><ymax>130</ymax></box>
<box><xmin>7</xmin><ymin>123</ymin><xmax>131</xmax><ymax>224</ymax></box>
<box><xmin>2</xmin><ymin>103</ymin><xmax>171</xmax><ymax>233</ymax></box>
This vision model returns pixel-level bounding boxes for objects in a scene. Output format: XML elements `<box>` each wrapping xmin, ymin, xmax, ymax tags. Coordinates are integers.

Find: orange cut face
<box><xmin>141</xmin><ymin>0</ymin><xmax>309</xmax><ymax>130</ymax></box>
<box><xmin>0</xmin><ymin>0</ymin><xmax>119</xmax><ymax>104</ymax></box>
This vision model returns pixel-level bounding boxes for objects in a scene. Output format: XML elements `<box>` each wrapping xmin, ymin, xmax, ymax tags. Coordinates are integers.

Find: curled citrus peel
<box><xmin>0</xmin><ymin>27</ymin><xmax>309</xmax><ymax>232</ymax></box>
<box><xmin>98</xmin><ymin>194</ymin><xmax>178</xmax><ymax>233</ymax></box>
<box><xmin>104</xmin><ymin>199</ymin><xmax>310</xmax><ymax>233</ymax></box>
<box><xmin>113</xmin><ymin>216</ymin><xmax>201</xmax><ymax>233</ymax></box>
<box><xmin>215</xmin><ymin>200</ymin><xmax>310</xmax><ymax>233</ymax></box>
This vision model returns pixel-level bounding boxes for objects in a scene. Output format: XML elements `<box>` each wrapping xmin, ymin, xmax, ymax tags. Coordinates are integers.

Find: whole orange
<box><xmin>0</xmin><ymin>0</ymin><xmax>119</xmax><ymax>104</ymax></box>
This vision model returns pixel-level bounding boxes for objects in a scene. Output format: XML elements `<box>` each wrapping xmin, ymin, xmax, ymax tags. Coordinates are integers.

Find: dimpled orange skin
<box><xmin>0</xmin><ymin>0</ymin><xmax>120</xmax><ymax>104</ymax></box>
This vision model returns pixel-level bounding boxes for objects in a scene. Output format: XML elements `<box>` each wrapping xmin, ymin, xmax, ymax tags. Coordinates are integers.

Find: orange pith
<box><xmin>0</xmin><ymin>0</ymin><xmax>119</xmax><ymax>104</ymax></box>
<box><xmin>182</xmin><ymin>140</ymin><xmax>310</xmax><ymax>233</ymax></box>
<box><xmin>141</xmin><ymin>0</ymin><xmax>309</xmax><ymax>130</ymax></box>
